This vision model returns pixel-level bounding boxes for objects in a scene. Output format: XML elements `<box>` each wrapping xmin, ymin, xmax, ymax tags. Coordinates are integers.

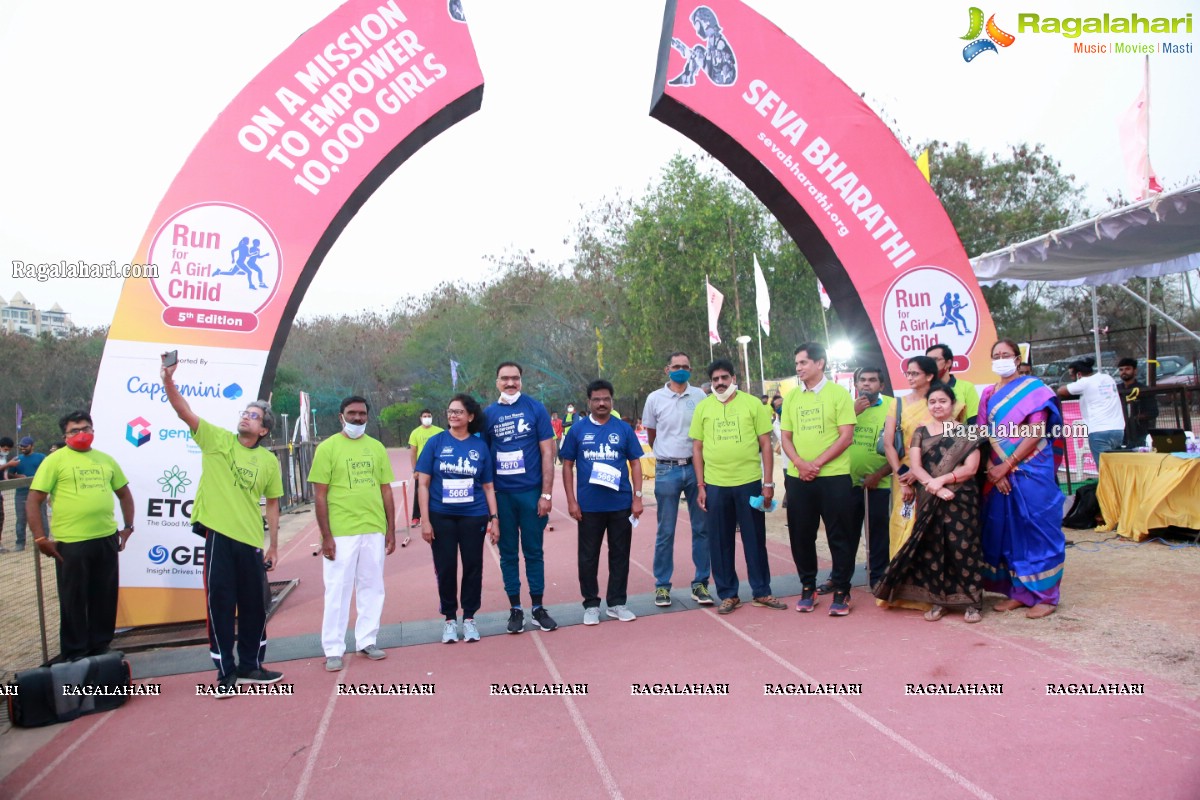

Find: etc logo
<box><xmin>961</xmin><ymin>7</ymin><xmax>1016</xmax><ymax>61</ymax></box>
<box><xmin>126</xmin><ymin>417</ymin><xmax>151</xmax><ymax>447</ymax></box>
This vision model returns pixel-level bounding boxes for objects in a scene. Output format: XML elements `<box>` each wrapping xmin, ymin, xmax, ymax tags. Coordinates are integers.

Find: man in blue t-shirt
<box><xmin>561</xmin><ymin>380</ymin><xmax>645</xmax><ymax>625</ymax></box>
<box><xmin>482</xmin><ymin>361</ymin><xmax>558</xmax><ymax>634</ymax></box>
<box><xmin>5</xmin><ymin>436</ymin><xmax>49</xmax><ymax>551</ymax></box>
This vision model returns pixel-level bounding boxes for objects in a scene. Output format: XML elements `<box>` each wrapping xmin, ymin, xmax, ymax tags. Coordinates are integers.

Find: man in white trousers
<box><xmin>309</xmin><ymin>395</ymin><xmax>397</xmax><ymax>671</ymax></box>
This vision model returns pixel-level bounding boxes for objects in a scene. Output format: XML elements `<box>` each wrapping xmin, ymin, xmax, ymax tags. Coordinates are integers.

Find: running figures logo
<box><xmin>961</xmin><ymin>8</ymin><xmax>1016</xmax><ymax>61</ymax></box>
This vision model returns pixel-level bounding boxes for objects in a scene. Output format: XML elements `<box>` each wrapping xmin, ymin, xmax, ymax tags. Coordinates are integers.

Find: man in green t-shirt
<box><xmin>780</xmin><ymin>343</ymin><xmax>856</xmax><ymax>616</ymax></box>
<box><xmin>407</xmin><ymin>409</ymin><xmax>442</xmax><ymax>530</ymax></box>
<box><xmin>311</xmin><ymin>395</ymin><xmax>396</xmax><ymax>672</ymax></box>
<box><xmin>689</xmin><ymin>359</ymin><xmax>783</xmax><ymax>615</ymax></box>
<box><xmin>28</xmin><ymin>410</ymin><xmax>134</xmax><ymax>661</ymax></box>
<box><xmin>927</xmin><ymin>344</ymin><xmax>979</xmax><ymax>424</ymax></box>
<box><xmin>846</xmin><ymin>367</ymin><xmax>894</xmax><ymax>591</ymax></box>
<box><xmin>162</xmin><ymin>357</ymin><xmax>285</xmax><ymax>697</ymax></box>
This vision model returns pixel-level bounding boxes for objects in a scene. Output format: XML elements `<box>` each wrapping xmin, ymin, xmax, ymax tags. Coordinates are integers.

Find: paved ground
<box><xmin>2</xmin><ymin>450</ymin><xmax>1198</xmax><ymax>799</ymax></box>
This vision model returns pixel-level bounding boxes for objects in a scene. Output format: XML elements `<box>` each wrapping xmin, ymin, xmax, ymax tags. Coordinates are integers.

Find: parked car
<box><xmin>1159</xmin><ymin>362</ymin><xmax>1196</xmax><ymax>387</ymax></box>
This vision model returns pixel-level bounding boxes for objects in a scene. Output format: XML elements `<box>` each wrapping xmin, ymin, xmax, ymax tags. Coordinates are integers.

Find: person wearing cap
<box><xmin>640</xmin><ymin>350</ymin><xmax>711</xmax><ymax>607</ymax></box>
<box><xmin>1057</xmin><ymin>357</ymin><xmax>1125</xmax><ymax>468</ymax></box>
<box><xmin>27</xmin><ymin>412</ymin><xmax>134</xmax><ymax>660</ymax></box>
<box><xmin>5</xmin><ymin>435</ymin><xmax>50</xmax><ymax>552</ymax></box>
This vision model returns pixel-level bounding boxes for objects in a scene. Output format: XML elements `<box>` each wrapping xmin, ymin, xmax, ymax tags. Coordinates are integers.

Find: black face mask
<box><xmin>863</xmin><ymin>392</ymin><xmax>880</xmax><ymax>403</ymax></box>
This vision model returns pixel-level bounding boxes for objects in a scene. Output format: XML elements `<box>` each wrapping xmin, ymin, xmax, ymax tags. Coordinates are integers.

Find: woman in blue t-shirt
<box><xmin>415</xmin><ymin>394</ymin><xmax>498</xmax><ymax>644</ymax></box>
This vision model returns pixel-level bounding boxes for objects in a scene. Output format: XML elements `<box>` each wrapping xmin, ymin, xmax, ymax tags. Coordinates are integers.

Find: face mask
<box><xmin>342</xmin><ymin>422</ymin><xmax>367</xmax><ymax>439</ymax></box>
<box><xmin>0</xmin><ymin>450</ymin><xmax>8</xmax><ymax>460</ymax></box>
<box><xmin>420</xmin><ymin>416</ymin><xmax>433</xmax><ymax>427</ymax></box>
<box><xmin>713</xmin><ymin>383</ymin><xmax>738</xmax><ymax>402</ymax></box>
<box><xmin>669</xmin><ymin>369</ymin><xmax>691</xmax><ymax>384</ymax></box>
<box><xmin>992</xmin><ymin>358</ymin><xmax>1017</xmax><ymax>378</ymax></box>
<box><xmin>863</xmin><ymin>391</ymin><xmax>880</xmax><ymax>404</ymax></box>
<box><xmin>566</xmin><ymin>406</ymin><xmax>574</xmax><ymax>413</ymax></box>
<box><xmin>66</xmin><ymin>432</ymin><xmax>94</xmax><ymax>451</ymax></box>
<box><xmin>500</xmin><ymin>391</ymin><xmax>522</xmax><ymax>405</ymax></box>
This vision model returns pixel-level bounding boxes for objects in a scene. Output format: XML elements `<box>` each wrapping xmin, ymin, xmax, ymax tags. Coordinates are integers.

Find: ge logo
<box><xmin>148</xmin><ymin>546</ymin><xmax>169</xmax><ymax>564</ymax></box>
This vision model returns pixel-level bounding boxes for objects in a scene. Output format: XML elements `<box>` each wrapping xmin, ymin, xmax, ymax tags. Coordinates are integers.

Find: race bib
<box><xmin>496</xmin><ymin>450</ymin><xmax>526</xmax><ymax>476</ymax></box>
<box><xmin>442</xmin><ymin>477</ymin><xmax>474</xmax><ymax>505</ymax></box>
<box><xmin>588</xmin><ymin>462</ymin><xmax>622</xmax><ymax>491</ymax></box>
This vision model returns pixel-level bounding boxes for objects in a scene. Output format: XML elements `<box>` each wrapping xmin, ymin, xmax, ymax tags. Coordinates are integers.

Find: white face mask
<box><xmin>499</xmin><ymin>391</ymin><xmax>522</xmax><ymax>405</ymax></box>
<box><xmin>420</xmin><ymin>416</ymin><xmax>432</xmax><ymax>427</ymax></box>
<box><xmin>566</xmin><ymin>406</ymin><xmax>574</xmax><ymax>413</ymax></box>
<box><xmin>342</xmin><ymin>421</ymin><xmax>367</xmax><ymax>439</ymax></box>
<box><xmin>713</xmin><ymin>383</ymin><xmax>738</xmax><ymax>402</ymax></box>
<box><xmin>992</xmin><ymin>358</ymin><xmax>1017</xmax><ymax>378</ymax></box>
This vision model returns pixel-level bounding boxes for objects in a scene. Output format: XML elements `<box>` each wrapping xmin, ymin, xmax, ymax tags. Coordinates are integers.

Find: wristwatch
<box><xmin>762</xmin><ymin>483</ymin><xmax>776</xmax><ymax>489</ymax></box>
<box><xmin>540</xmin><ymin>493</ymin><xmax>552</xmax><ymax>501</ymax></box>
<box><xmin>488</xmin><ymin>514</ymin><xmax>498</xmax><ymax>521</ymax></box>
<box><xmin>634</xmin><ymin>491</ymin><xmax>643</xmax><ymax>498</ymax></box>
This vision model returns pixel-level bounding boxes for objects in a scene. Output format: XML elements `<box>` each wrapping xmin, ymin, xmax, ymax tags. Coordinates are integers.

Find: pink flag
<box><xmin>706</xmin><ymin>280</ymin><xmax>724</xmax><ymax>344</ymax></box>
<box><xmin>1118</xmin><ymin>70</ymin><xmax>1163</xmax><ymax>201</ymax></box>
<box><xmin>817</xmin><ymin>280</ymin><xmax>832</xmax><ymax>310</ymax></box>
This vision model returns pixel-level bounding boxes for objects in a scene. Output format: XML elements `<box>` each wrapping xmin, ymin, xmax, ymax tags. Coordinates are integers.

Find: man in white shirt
<box><xmin>641</xmin><ymin>351</ymin><xmax>711</xmax><ymax>607</ymax></box>
<box><xmin>1058</xmin><ymin>357</ymin><xmax>1125</xmax><ymax>467</ymax></box>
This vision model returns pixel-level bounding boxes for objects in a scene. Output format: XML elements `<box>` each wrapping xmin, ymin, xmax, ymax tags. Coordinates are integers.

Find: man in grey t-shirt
<box><xmin>641</xmin><ymin>351</ymin><xmax>711</xmax><ymax>607</ymax></box>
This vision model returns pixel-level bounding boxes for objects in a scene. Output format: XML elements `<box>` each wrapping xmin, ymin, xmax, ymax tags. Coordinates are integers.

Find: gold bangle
<box><xmin>34</xmin><ymin>537</ymin><xmax>48</xmax><ymax>542</ymax></box>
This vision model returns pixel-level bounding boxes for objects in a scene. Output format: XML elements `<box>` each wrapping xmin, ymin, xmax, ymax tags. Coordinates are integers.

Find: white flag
<box><xmin>753</xmin><ymin>255</ymin><xmax>771</xmax><ymax>336</ymax></box>
<box><xmin>1117</xmin><ymin>72</ymin><xmax>1163</xmax><ymax>201</ymax></box>
<box><xmin>817</xmin><ymin>280</ymin><xmax>831</xmax><ymax>310</ymax></box>
<box><xmin>706</xmin><ymin>280</ymin><xmax>724</xmax><ymax>344</ymax></box>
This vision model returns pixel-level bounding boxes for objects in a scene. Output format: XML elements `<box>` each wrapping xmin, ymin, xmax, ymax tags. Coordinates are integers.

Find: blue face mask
<box><xmin>669</xmin><ymin>369</ymin><xmax>691</xmax><ymax>384</ymax></box>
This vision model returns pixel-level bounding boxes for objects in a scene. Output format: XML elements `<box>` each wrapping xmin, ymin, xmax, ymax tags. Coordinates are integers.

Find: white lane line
<box><xmin>486</xmin><ymin>538</ymin><xmax>623</xmax><ymax>800</ymax></box>
<box><xmin>13</xmin><ymin>713</ymin><xmax>112</xmax><ymax>800</ymax></box>
<box><xmin>292</xmin><ymin>662</ymin><xmax>348</xmax><ymax>800</ymax></box>
<box><xmin>706</xmin><ymin>611</ymin><xmax>999</xmax><ymax>800</ymax></box>
<box><xmin>625</xmin><ymin>556</ymin><xmax>996</xmax><ymax>799</ymax></box>
<box><xmin>962</xmin><ymin>624</ymin><xmax>1200</xmax><ymax>722</ymax></box>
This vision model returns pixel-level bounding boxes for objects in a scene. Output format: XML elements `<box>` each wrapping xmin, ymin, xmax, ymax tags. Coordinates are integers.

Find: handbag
<box><xmin>875</xmin><ymin>396</ymin><xmax>903</xmax><ymax>456</ymax></box>
<box><xmin>6</xmin><ymin>651</ymin><xmax>132</xmax><ymax>727</ymax></box>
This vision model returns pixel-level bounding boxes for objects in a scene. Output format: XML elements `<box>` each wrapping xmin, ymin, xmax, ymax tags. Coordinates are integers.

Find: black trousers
<box><xmin>204</xmin><ymin>530</ymin><xmax>269</xmax><ymax>679</ymax></box>
<box><xmin>578</xmin><ymin>509</ymin><xmax>632</xmax><ymax>608</ymax></box>
<box><xmin>852</xmin><ymin>486</ymin><xmax>892</xmax><ymax>585</ymax></box>
<box><xmin>55</xmin><ymin>533</ymin><xmax>120</xmax><ymax>660</ymax></box>
<box><xmin>429</xmin><ymin>511</ymin><xmax>487</xmax><ymax>619</ymax></box>
<box><xmin>785</xmin><ymin>474</ymin><xmax>858</xmax><ymax>592</ymax></box>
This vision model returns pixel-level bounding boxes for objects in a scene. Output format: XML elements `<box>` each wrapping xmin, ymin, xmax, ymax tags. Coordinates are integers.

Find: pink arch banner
<box><xmin>95</xmin><ymin>0</ymin><xmax>483</xmax><ymax>626</ymax></box>
<box><xmin>651</xmin><ymin>0</ymin><xmax>998</xmax><ymax>388</ymax></box>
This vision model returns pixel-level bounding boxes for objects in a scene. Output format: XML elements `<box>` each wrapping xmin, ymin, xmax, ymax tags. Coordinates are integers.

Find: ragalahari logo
<box><xmin>126</xmin><ymin>417</ymin><xmax>151</xmax><ymax>448</ymax></box>
<box><xmin>961</xmin><ymin>8</ymin><xmax>1016</xmax><ymax>62</ymax></box>
<box><xmin>157</xmin><ymin>465</ymin><xmax>193</xmax><ymax>498</ymax></box>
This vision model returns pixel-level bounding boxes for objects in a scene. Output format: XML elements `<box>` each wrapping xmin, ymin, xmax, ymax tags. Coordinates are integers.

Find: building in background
<box><xmin>0</xmin><ymin>293</ymin><xmax>76</xmax><ymax>337</ymax></box>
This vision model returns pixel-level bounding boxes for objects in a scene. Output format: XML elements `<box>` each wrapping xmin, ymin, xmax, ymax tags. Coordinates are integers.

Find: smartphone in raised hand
<box><xmin>162</xmin><ymin>350</ymin><xmax>178</xmax><ymax>368</ymax></box>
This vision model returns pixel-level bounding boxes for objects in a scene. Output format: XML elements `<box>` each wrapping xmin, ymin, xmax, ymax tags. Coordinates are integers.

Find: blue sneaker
<box><xmin>796</xmin><ymin>586</ymin><xmax>818</xmax><ymax>613</ymax></box>
<box><xmin>829</xmin><ymin>591</ymin><xmax>851</xmax><ymax>617</ymax></box>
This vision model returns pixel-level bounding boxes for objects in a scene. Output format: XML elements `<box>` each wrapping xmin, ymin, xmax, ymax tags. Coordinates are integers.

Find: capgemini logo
<box><xmin>126</xmin><ymin>417</ymin><xmax>151</xmax><ymax>447</ymax></box>
<box><xmin>148</xmin><ymin>545</ymin><xmax>169</xmax><ymax>564</ymax></box>
<box><xmin>961</xmin><ymin>7</ymin><xmax>1016</xmax><ymax>61</ymax></box>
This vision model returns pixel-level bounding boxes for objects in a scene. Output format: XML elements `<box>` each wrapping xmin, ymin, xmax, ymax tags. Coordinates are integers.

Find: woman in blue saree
<box><xmin>979</xmin><ymin>338</ymin><xmax>1066</xmax><ymax>619</ymax></box>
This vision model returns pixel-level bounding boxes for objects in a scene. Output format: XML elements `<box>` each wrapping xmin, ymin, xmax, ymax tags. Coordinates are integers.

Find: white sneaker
<box><xmin>462</xmin><ymin>619</ymin><xmax>480</xmax><ymax>642</ymax></box>
<box><xmin>442</xmin><ymin>620</ymin><xmax>459</xmax><ymax>643</ymax></box>
<box><xmin>582</xmin><ymin>607</ymin><xmax>601</xmax><ymax>625</ymax></box>
<box><xmin>606</xmin><ymin>605</ymin><xmax>636</xmax><ymax>622</ymax></box>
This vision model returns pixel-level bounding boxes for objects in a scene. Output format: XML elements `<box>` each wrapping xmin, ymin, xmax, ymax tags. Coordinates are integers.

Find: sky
<box><xmin>1</xmin><ymin>0</ymin><xmax>1197</xmax><ymax>328</ymax></box>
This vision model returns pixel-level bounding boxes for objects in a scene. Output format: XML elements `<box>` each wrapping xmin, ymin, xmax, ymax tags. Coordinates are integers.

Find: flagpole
<box><xmin>756</xmin><ymin>323</ymin><xmax>765</xmax><ymax>393</ymax></box>
<box><xmin>706</xmin><ymin>273</ymin><xmax>714</xmax><ymax>363</ymax></box>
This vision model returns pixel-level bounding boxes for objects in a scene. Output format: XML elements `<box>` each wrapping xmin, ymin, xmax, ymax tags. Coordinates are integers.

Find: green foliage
<box><xmin>380</xmin><ymin>401</ymin><xmax>422</xmax><ymax>443</ymax></box>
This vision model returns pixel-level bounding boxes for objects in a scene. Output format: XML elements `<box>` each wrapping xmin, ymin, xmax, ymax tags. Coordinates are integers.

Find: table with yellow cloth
<box><xmin>639</xmin><ymin>443</ymin><xmax>655</xmax><ymax>479</ymax></box>
<box><xmin>1096</xmin><ymin>452</ymin><xmax>1200</xmax><ymax>541</ymax></box>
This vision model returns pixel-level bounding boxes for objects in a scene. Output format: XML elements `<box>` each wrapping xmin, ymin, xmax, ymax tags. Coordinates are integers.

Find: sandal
<box><xmin>923</xmin><ymin>605</ymin><xmax>946</xmax><ymax>622</ymax></box>
<box><xmin>964</xmin><ymin>607</ymin><xmax>982</xmax><ymax>623</ymax></box>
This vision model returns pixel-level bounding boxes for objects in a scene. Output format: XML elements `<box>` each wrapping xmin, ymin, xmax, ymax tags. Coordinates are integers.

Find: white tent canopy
<box><xmin>971</xmin><ymin>182</ymin><xmax>1200</xmax><ymax>287</ymax></box>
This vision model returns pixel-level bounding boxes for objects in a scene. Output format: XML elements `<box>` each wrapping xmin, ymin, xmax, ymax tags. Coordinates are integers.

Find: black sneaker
<box><xmin>506</xmin><ymin>608</ymin><xmax>525</xmax><ymax>634</ymax></box>
<box><xmin>796</xmin><ymin>586</ymin><xmax>818</xmax><ymax>613</ymax></box>
<box><xmin>214</xmin><ymin>673</ymin><xmax>238</xmax><ymax>699</ymax></box>
<box><xmin>236</xmin><ymin>667</ymin><xmax>283</xmax><ymax>685</ymax></box>
<box><xmin>531</xmin><ymin>607</ymin><xmax>558</xmax><ymax>631</ymax></box>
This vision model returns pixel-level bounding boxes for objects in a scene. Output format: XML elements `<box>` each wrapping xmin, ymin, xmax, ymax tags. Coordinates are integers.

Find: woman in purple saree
<box><xmin>979</xmin><ymin>339</ymin><xmax>1066</xmax><ymax>619</ymax></box>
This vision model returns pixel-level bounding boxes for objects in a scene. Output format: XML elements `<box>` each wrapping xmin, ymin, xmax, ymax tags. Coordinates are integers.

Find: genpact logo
<box><xmin>961</xmin><ymin>7</ymin><xmax>1016</xmax><ymax>61</ymax></box>
<box><xmin>148</xmin><ymin>545</ymin><xmax>169</xmax><ymax>564</ymax></box>
<box><xmin>126</xmin><ymin>376</ymin><xmax>244</xmax><ymax>403</ymax></box>
<box><xmin>126</xmin><ymin>417</ymin><xmax>151</xmax><ymax>447</ymax></box>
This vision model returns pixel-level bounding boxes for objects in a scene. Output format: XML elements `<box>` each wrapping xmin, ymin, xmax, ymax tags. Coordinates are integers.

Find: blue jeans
<box><xmin>496</xmin><ymin>489</ymin><xmax>547</xmax><ymax>600</ymax></box>
<box><xmin>652</xmin><ymin>462</ymin><xmax>709</xmax><ymax>590</ymax></box>
<box><xmin>14</xmin><ymin>488</ymin><xmax>50</xmax><ymax>548</ymax></box>
<box><xmin>706</xmin><ymin>482</ymin><xmax>772</xmax><ymax>600</ymax></box>
<box><xmin>1088</xmin><ymin>429</ymin><xmax>1125</xmax><ymax>468</ymax></box>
